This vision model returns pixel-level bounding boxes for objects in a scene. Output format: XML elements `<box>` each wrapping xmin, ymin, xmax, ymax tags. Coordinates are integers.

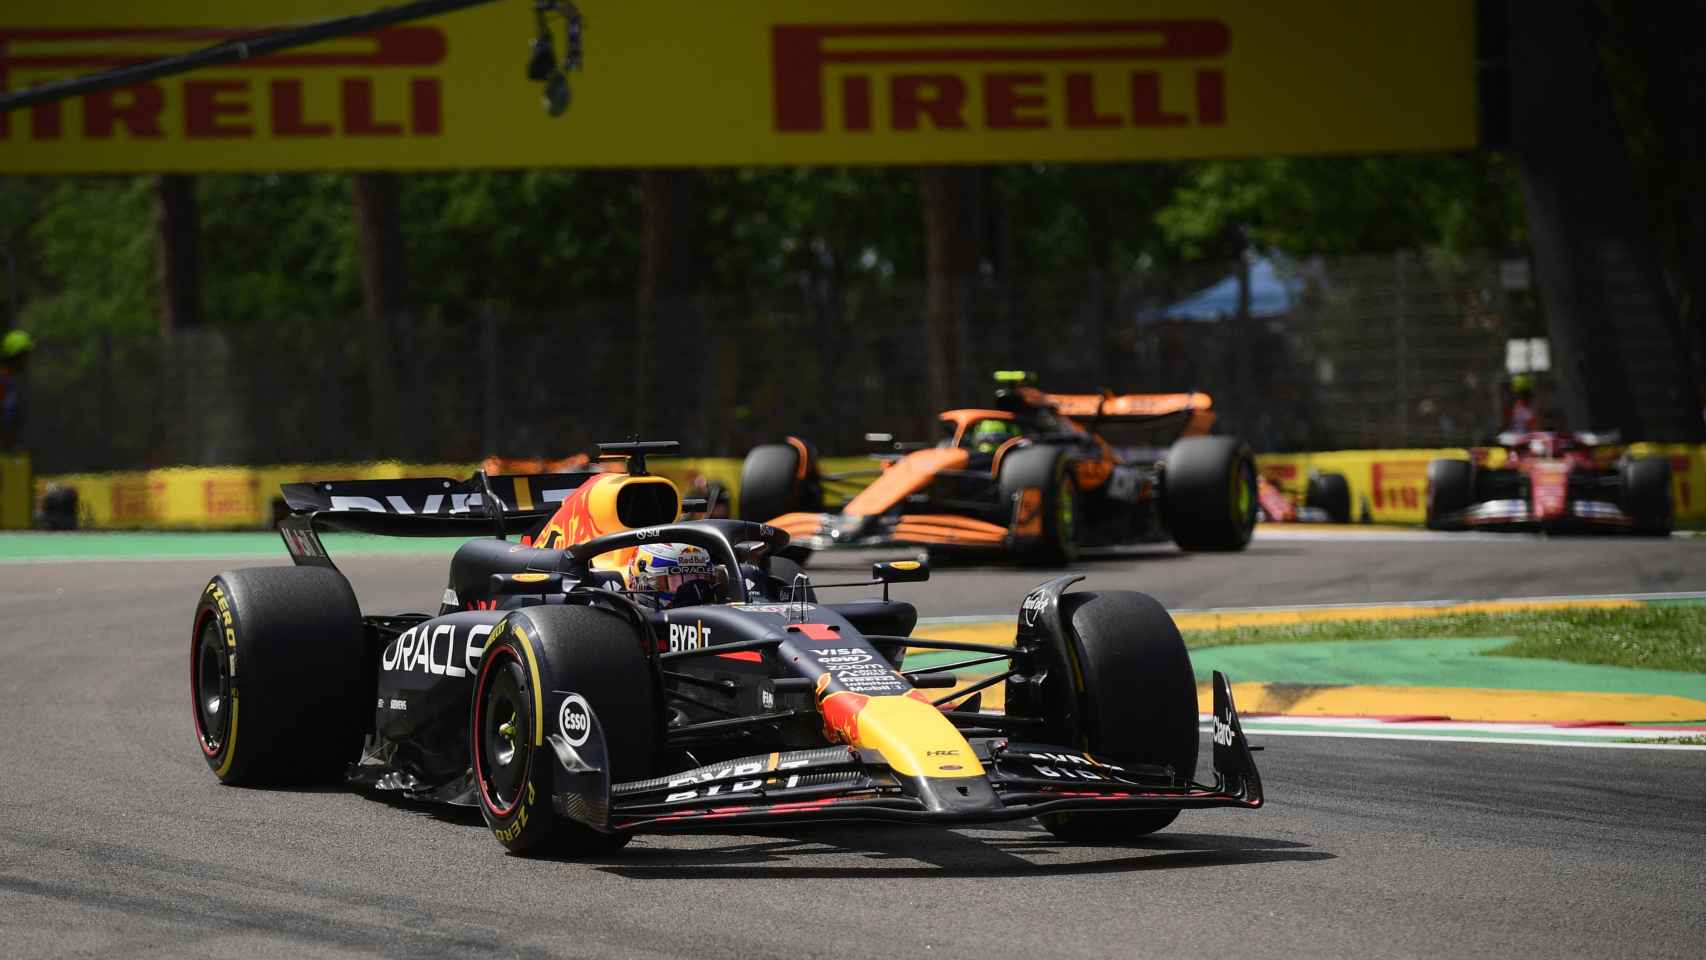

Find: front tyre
<box><xmin>1304</xmin><ymin>471</ymin><xmax>1352</xmax><ymax>524</ymax></box>
<box><xmin>1620</xmin><ymin>457</ymin><xmax>1673</xmax><ymax>536</ymax></box>
<box><xmin>1162</xmin><ymin>436</ymin><xmax>1257</xmax><ymax>551</ymax></box>
<box><xmin>472</xmin><ymin>605</ymin><xmax>657</xmax><ymax>857</ymax></box>
<box><xmin>1425</xmin><ymin>459</ymin><xmax>1475</xmax><ymax>530</ymax></box>
<box><xmin>1035</xmin><ymin>590</ymin><xmax>1198</xmax><ymax>841</ymax></box>
<box><xmin>191</xmin><ymin>567</ymin><xmax>366</xmax><ymax>786</ymax></box>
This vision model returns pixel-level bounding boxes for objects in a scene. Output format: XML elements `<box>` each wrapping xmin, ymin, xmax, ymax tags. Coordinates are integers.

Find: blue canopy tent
<box><xmin>1142</xmin><ymin>256</ymin><xmax>1304</xmax><ymax>323</ymax></box>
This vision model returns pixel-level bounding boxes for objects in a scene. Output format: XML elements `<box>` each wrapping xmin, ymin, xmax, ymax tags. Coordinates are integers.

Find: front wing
<box><xmin>553</xmin><ymin>672</ymin><xmax>1262</xmax><ymax>834</ymax></box>
<box><xmin>1438</xmin><ymin>498</ymin><xmax>1637</xmax><ymax>531</ymax></box>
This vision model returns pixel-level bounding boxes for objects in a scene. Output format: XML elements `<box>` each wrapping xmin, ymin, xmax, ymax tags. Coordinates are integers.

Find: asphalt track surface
<box><xmin>3</xmin><ymin>532</ymin><xmax>1704</xmax><ymax>958</ymax></box>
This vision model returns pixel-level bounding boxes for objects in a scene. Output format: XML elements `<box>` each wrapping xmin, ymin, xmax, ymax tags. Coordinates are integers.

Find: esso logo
<box><xmin>558</xmin><ymin>693</ymin><xmax>593</xmax><ymax>747</ymax></box>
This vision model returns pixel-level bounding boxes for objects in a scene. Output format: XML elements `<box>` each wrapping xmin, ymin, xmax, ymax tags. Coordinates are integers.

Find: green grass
<box><xmin>1183</xmin><ymin>605</ymin><xmax>1706</xmax><ymax>674</ymax></box>
<box><xmin>1622</xmin><ymin>735</ymin><xmax>1706</xmax><ymax>745</ymax></box>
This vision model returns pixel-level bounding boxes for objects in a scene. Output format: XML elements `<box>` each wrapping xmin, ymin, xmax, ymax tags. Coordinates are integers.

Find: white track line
<box><xmin>1202</xmin><ymin>715</ymin><xmax>1706</xmax><ymax>751</ymax></box>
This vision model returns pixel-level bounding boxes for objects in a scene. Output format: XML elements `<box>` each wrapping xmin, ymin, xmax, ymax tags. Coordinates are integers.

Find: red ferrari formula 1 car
<box><xmin>738</xmin><ymin>372</ymin><xmax>1258</xmax><ymax>562</ymax></box>
<box><xmin>1425</xmin><ymin>430</ymin><xmax>1673</xmax><ymax>534</ymax></box>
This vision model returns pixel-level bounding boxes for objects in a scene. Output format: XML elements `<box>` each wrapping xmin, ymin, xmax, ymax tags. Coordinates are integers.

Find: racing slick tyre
<box><xmin>191</xmin><ymin>567</ymin><xmax>367</xmax><ymax>786</ymax></box>
<box><xmin>1305</xmin><ymin>471</ymin><xmax>1352</xmax><ymax>524</ymax></box>
<box><xmin>1161</xmin><ymin>436</ymin><xmax>1257</xmax><ymax>552</ymax></box>
<box><xmin>738</xmin><ymin>439</ymin><xmax>822</xmax><ymax>524</ymax></box>
<box><xmin>1620</xmin><ymin>457</ymin><xmax>1673</xmax><ymax>536</ymax></box>
<box><xmin>472</xmin><ymin>605</ymin><xmax>658</xmax><ymax>857</ymax></box>
<box><xmin>1037</xmin><ymin>590</ymin><xmax>1197</xmax><ymax>840</ymax></box>
<box><xmin>1426</xmin><ymin>459</ymin><xmax>1475</xmax><ymax>530</ymax></box>
<box><xmin>998</xmin><ymin>444</ymin><xmax>1079</xmax><ymax>564</ymax></box>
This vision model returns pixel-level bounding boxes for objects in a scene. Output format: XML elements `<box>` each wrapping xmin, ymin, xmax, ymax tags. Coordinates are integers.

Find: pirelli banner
<box><xmin>2</xmin><ymin>1</ymin><xmax>1476</xmax><ymax>172</ymax></box>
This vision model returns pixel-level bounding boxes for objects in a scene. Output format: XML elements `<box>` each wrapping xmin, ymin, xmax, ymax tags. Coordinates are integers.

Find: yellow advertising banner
<box><xmin>2</xmin><ymin>1</ymin><xmax>1476</xmax><ymax>173</ymax></box>
<box><xmin>34</xmin><ymin>447</ymin><xmax>1706</xmax><ymax>531</ymax></box>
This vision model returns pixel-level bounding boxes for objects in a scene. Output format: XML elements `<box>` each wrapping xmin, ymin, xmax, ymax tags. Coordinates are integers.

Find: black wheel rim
<box><xmin>194</xmin><ymin>613</ymin><xmax>229</xmax><ymax>754</ymax></box>
<box><xmin>477</xmin><ymin>652</ymin><xmax>531</xmax><ymax>817</ymax></box>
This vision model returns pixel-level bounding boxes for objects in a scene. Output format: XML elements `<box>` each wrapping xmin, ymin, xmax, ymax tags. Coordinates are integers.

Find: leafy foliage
<box><xmin>1</xmin><ymin>155</ymin><xmax>1526</xmax><ymax>339</ymax></box>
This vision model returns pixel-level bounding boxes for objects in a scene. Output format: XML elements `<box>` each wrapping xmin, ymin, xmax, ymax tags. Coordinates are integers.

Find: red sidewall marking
<box><xmin>473</xmin><ymin>644</ymin><xmax>529</xmax><ymax>820</ymax></box>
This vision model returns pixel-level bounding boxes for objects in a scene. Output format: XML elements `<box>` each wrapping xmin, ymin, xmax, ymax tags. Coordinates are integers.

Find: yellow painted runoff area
<box><xmin>5</xmin><ymin>1</ymin><xmax>1474</xmax><ymax>173</ymax></box>
<box><xmin>1167</xmin><ymin>598</ymin><xmax>1640</xmax><ymax>631</ymax></box>
<box><xmin>1209</xmin><ymin>682</ymin><xmax>1706</xmax><ymax>725</ymax></box>
<box><xmin>913</xmin><ymin>596</ymin><xmax>1702</xmax><ymax>723</ymax></box>
<box><xmin>935</xmin><ymin>661</ymin><xmax>1705</xmax><ymax>724</ymax></box>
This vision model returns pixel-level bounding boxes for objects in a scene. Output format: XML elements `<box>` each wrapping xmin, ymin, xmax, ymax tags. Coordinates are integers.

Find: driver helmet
<box><xmin>970</xmin><ymin>418</ymin><xmax>1018</xmax><ymax>454</ymax></box>
<box><xmin>628</xmin><ymin>542</ymin><xmax>717</xmax><ymax>608</ymax></box>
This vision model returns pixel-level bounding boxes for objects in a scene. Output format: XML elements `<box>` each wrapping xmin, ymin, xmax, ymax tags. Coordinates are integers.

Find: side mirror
<box><xmin>873</xmin><ymin>559</ymin><xmax>929</xmax><ymax>584</ymax></box>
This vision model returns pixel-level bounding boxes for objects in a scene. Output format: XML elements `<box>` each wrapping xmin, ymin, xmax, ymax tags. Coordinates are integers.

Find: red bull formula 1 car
<box><xmin>1425</xmin><ymin>430</ymin><xmax>1673</xmax><ymax>534</ymax></box>
<box><xmin>191</xmin><ymin>442</ymin><xmax>1261</xmax><ymax>856</ymax></box>
<box><xmin>739</xmin><ymin>372</ymin><xmax>1259</xmax><ymax>562</ymax></box>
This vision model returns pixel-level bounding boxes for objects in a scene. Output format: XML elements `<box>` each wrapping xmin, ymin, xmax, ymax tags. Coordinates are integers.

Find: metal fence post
<box><xmin>482</xmin><ymin>310</ymin><xmax>498</xmax><ymax>458</ymax></box>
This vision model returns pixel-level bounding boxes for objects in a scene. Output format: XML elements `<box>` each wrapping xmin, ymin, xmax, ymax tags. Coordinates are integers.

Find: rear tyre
<box><xmin>1304</xmin><ymin>471</ymin><xmax>1352</xmax><ymax>524</ymax></box>
<box><xmin>1037</xmin><ymin>590</ymin><xmax>1198</xmax><ymax>840</ymax></box>
<box><xmin>472</xmin><ymin>605</ymin><xmax>657</xmax><ymax>857</ymax></box>
<box><xmin>191</xmin><ymin>567</ymin><xmax>366</xmax><ymax>786</ymax></box>
<box><xmin>998</xmin><ymin>444</ymin><xmax>1079</xmax><ymax>564</ymax></box>
<box><xmin>1620</xmin><ymin>457</ymin><xmax>1673</xmax><ymax>536</ymax></box>
<box><xmin>1425</xmin><ymin>459</ymin><xmax>1475</xmax><ymax>530</ymax></box>
<box><xmin>1161</xmin><ymin>436</ymin><xmax>1257</xmax><ymax>551</ymax></box>
<box><xmin>739</xmin><ymin>440</ymin><xmax>822</xmax><ymax>523</ymax></box>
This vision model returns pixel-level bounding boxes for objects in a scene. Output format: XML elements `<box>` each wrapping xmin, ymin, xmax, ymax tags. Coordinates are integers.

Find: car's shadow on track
<box><xmin>587</xmin><ymin>824</ymin><xmax>1333</xmax><ymax>879</ymax></box>
<box><xmin>358</xmin><ymin>790</ymin><xmax>488</xmax><ymax>827</ymax></box>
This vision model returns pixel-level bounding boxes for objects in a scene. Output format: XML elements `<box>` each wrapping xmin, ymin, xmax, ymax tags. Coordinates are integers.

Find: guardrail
<box><xmin>26</xmin><ymin>448</ymin><xmax>1705</xmax><ymax>530</ymax></box>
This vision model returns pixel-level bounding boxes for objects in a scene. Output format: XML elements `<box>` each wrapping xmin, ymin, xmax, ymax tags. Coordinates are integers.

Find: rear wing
<box><xmin>1024</xmin><ymin>388</ymin><xmax>1217</xmax><ymax>444</ymax></box>
<box><xmin>276</xmin><ymin>470</ymin><xmax>597</xmax><ymax>568</ymax></box>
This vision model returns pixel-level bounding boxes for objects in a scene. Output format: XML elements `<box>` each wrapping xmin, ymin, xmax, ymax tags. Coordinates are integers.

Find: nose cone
<box><xmin>820</xmin><ymin>690</ymin><xmax>983</xmax><ymax>780</ymax></box>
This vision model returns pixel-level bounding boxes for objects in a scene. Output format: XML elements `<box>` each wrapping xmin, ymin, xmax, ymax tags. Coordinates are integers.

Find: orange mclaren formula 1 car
<box><xmin>740</xmin><ymin>372</ymin><xmax>1259</xmax><ymax>562</ymax></box>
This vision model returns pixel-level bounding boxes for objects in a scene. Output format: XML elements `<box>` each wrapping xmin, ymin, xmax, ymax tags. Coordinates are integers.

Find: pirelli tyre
<box><xmin>191</xmin><ymin>567</ymin><xmax>367</xmax><ymax>786</ymax></box>
<box><xmin>738</xmin><ymin>439</ymin><xmax>823</xmax><ymax>524</ymax></box>
<box><xmin>999</xmin><ymin>444</ymin><xmax>1079</xmax><ymax>564</ymax></box>
<box><xmin>1161</xmin><ymin>436</ymin><xmax>1257</xmax><ymax>552</ymax></box>
<box><xmin>1305</xmin><ymin>471</ymin><xmax>1352</xmax><ymax>524</ymax></box>
<box><xmin>1620</xmin><ymin>457</ymin><xmax>1673</xmax><ymax>536</ymax></box>
<box><xmin>471</xmin><ymin>605</ymin><xmax>658</xmax><ymax>857</ymax></box>
<box><xmin>1426</xmin><ymin>459</ymin><xmax>1475</xmax><ymax>530</ymax></box>
<box><xmin>1038</xmin><ymin>590</ymin><xmax>1198</xmax><ymax>840</ymax></box>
